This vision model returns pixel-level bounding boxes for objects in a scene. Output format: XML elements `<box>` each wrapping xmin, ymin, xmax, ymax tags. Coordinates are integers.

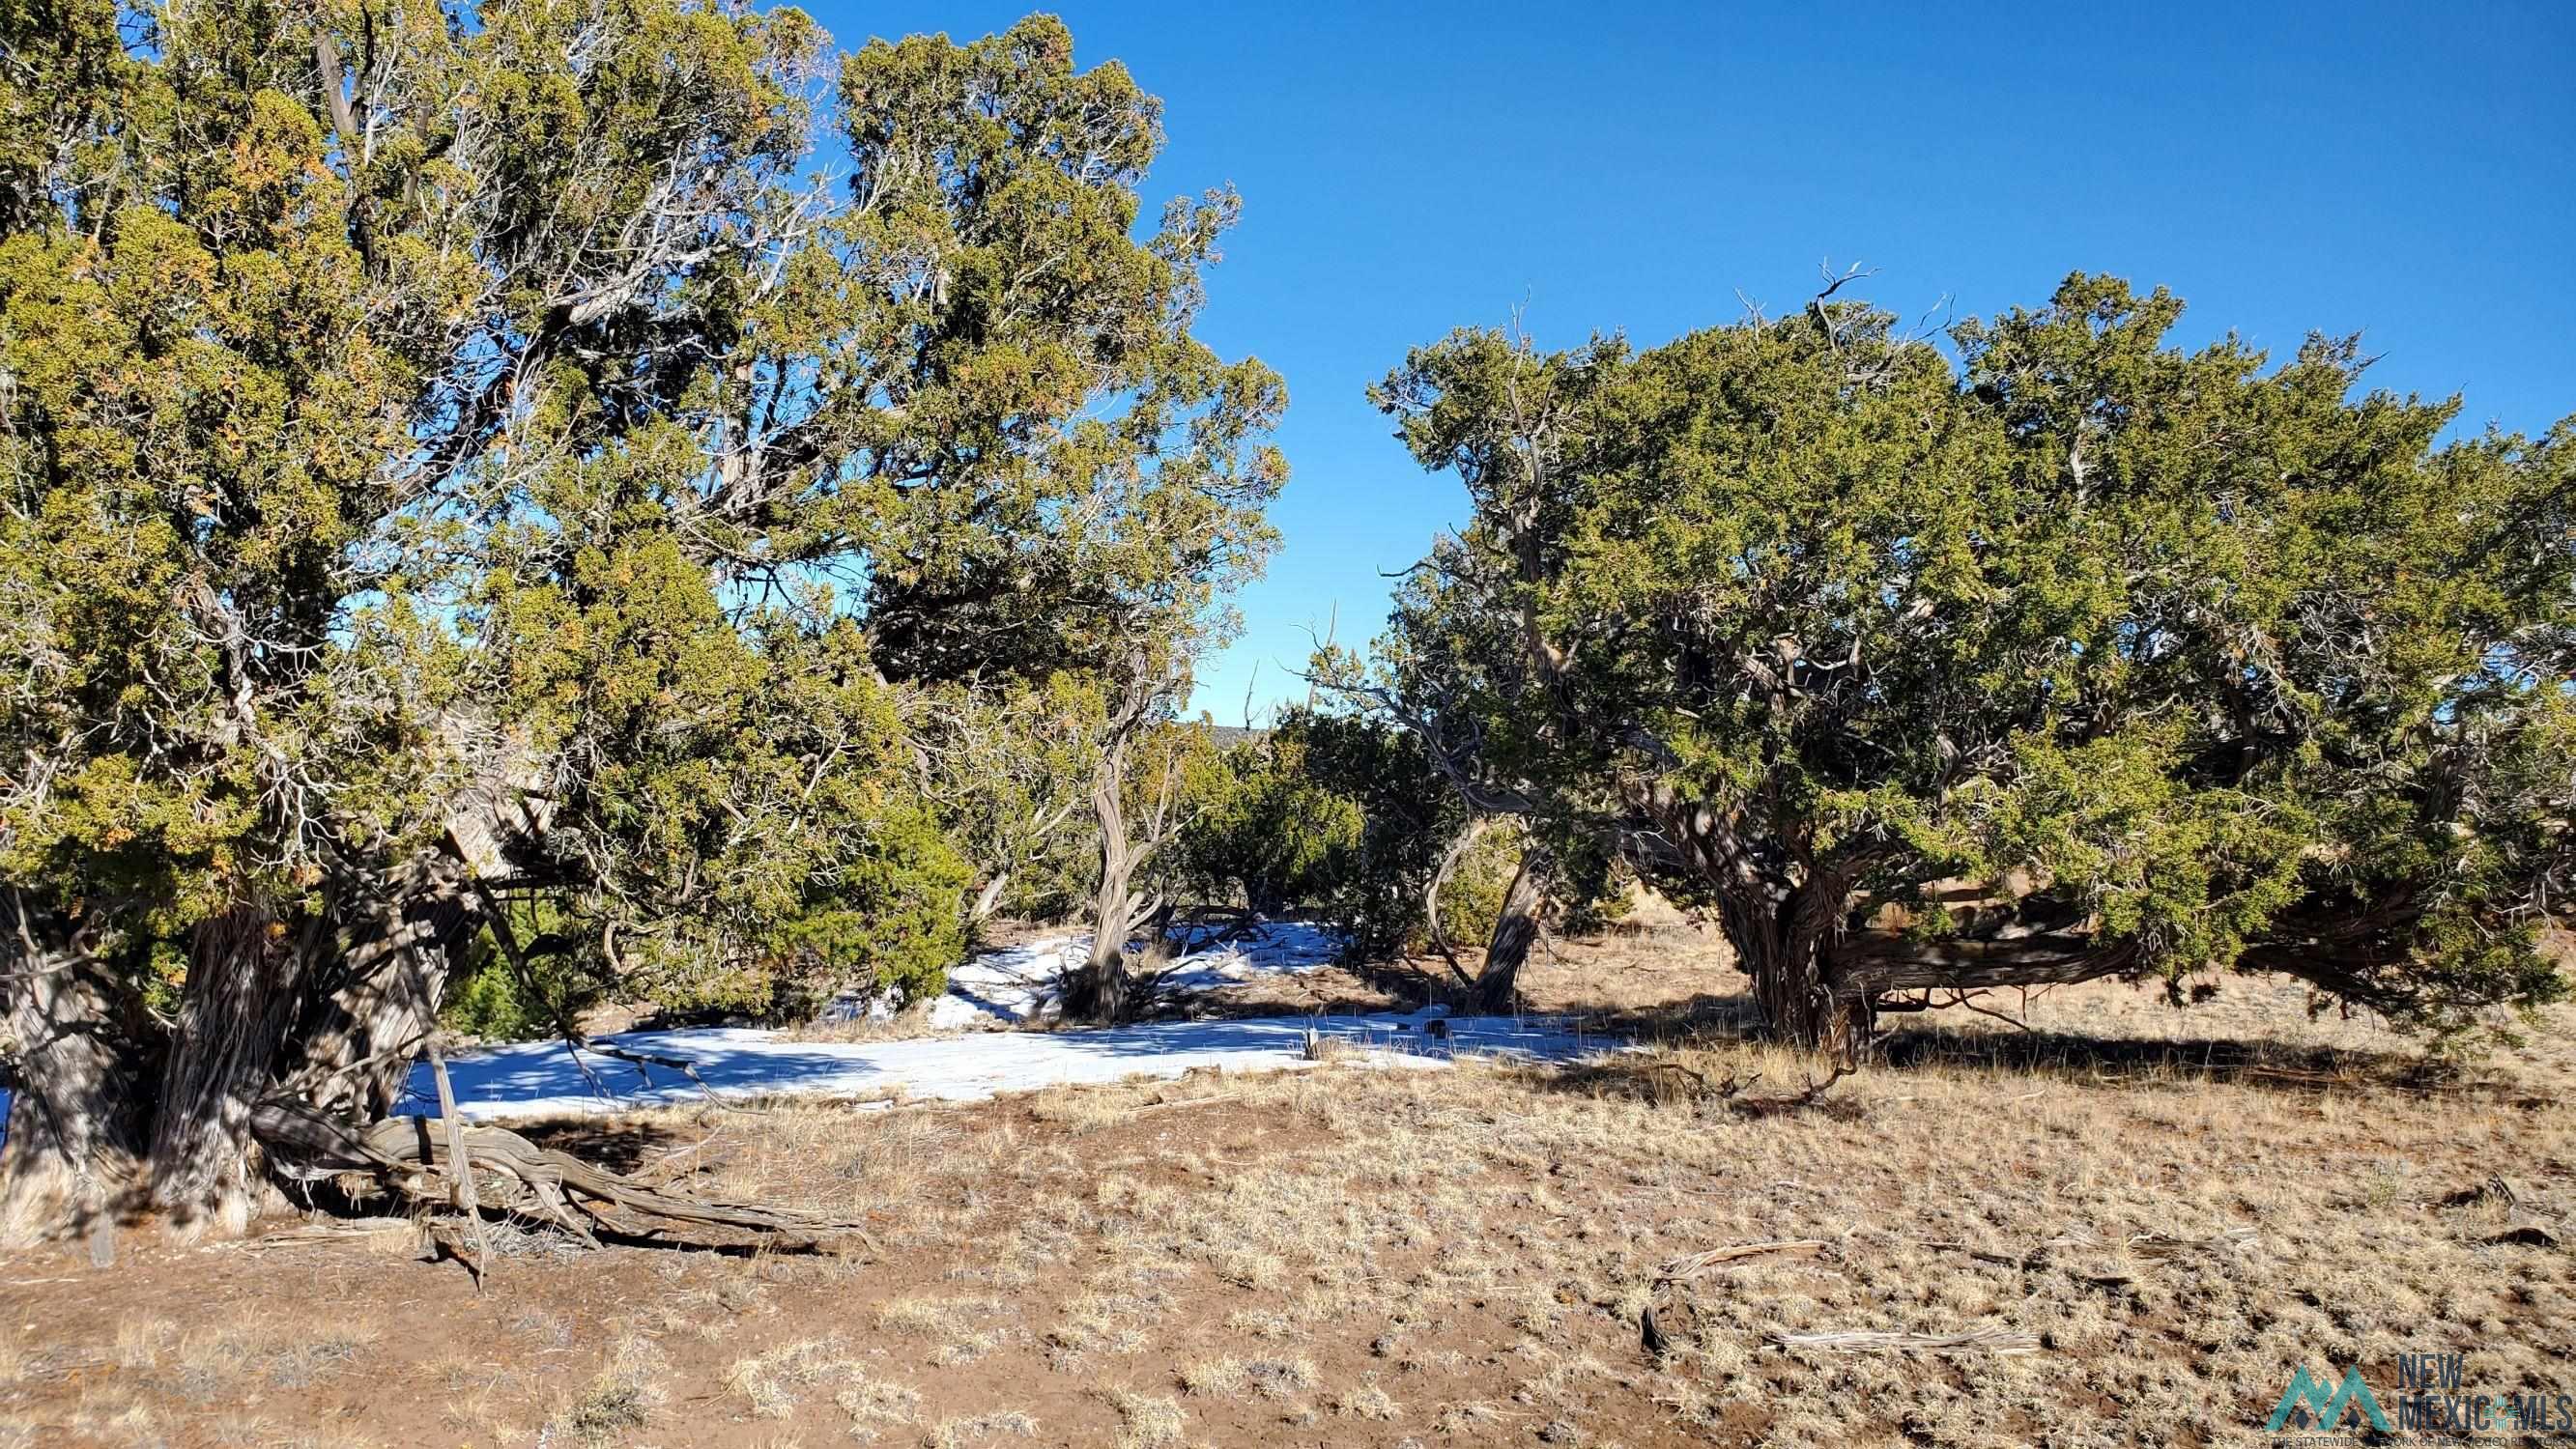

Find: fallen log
<box><xmin>207</xmin><ymin>1218</ymin><xmax>417</xmax><ymax>1253</ymax></box>
<box><xmin>250</xmin><ymin>1098</ymin><xmax>873</xmax><ymax>1255</ymax></box>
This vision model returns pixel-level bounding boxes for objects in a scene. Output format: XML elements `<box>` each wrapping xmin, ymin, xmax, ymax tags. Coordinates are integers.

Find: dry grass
<box><xmin>83</xmin><ymin>1313</ymin><xmax>384</xmax><ymax>1403</ymax></box>
<box><xmin>875</xmin><ymin>1293</ymin><xmax>1016</xmax><ymax>1366</ymax></box>
<box><xmin>922</xmin><ymin>1407</ymin><xmax>1039</xmax><ymax>1449</ymax></box>
<box><xmin>545</xmin><ymin>1332</ymin><xmax>664</xmax><ymax>1447</ymax></box>
<box><xmin>0</xmin><ymin>965</ymin><xmax>2563</xmax><ymax>1447</ymax></box>
<box><xmin>1177</xmin><ymin>1353</ymin><xmax>1317</xmax><ymax>1399</ymax></box>
<box><xmin>727</xmin><ymin>1334</ymin><xmax>866</xmax><ymax>1418</ymax></box>
<box><xmin>1104</xmin><ymin>1387</ymin><xmax>1190</xmax><ymax>1449</ymax></box>
<box><xmin>1333</xmin><ymin>1378</ymin><xmax>1402</xmax><ymax>1420</ymax></box>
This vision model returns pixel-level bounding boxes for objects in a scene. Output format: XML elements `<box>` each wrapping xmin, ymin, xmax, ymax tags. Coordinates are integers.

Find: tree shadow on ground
<box><xmin>1869</xmin><ymin>1023</ymin><xmax>2504</xmax><ymax>1097</ymax></box>
<box><xmin>509</xmin><ymin>1116</ymin><xmax>702</xmax><ymax>1175</ymax></box>
<box><xmin>1554</xmin><ymin>991</ymin><xmax>1767</xmax><ymax>1039</ymax></box>
<box><xmin>1137</xmin><ymin>953</ymin><xmax>1452</xmax><ymax>1022</ymax></box>
<box><xmin>1517</xmin><ymin>998</ymin><xmax>2547</xmax><ymax>1106</ymax></box>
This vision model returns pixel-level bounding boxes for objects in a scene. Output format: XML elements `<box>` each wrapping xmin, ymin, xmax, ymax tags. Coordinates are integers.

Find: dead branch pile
<box><xmin>251</xmin><ymin>1099</ymin><xmax>871</xmax><ymax>1258</ymax></box>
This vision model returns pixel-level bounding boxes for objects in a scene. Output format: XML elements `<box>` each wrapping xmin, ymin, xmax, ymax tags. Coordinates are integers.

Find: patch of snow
<box><xmin>1154</xmin><ymin>920</ymin><xmax>1346</xmax><ymax>995</ymax></box>
<box><xmin>403</xmin><ymin>1007</ymin><xmax>1601</xmax><ymax>1123</ymax></box>
<box><xmin>829</xmin><ymin>919</ymin><xmax>1346</xmax><ymax>1031</ymax></box>
<box><xmin>920</xmin><ymin>934</ymin><xmax>1079</xmax><ymax>1028</ymax></box>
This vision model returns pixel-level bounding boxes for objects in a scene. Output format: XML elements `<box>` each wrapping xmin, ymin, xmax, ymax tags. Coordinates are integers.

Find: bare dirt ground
<box><xmin>2</xmin><ymin>929</ymin><xmax>2569</xmax><ymax>1448</ymax></box>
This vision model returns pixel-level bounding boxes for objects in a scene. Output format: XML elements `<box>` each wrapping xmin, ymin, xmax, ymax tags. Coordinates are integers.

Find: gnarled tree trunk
<box><xmin>1730</xmin><ymin>892</ymin><xmax>1863</xmax><ymax>1059</ymax></box>
<box><xmin>1070</xmin><ymin>753</ymin><xmax>1146</xmax><ymax>1022</ymax></box>
<box><xmin>1068</xmin><ymin>675</ymin><xmax>1185</xmax><ymax>1025</ymax></box>
<box><xmin>0</xmin><ymin>900</ymin><xmax>149</xmax><ymax>1251</ymax></box>
<box><xmin>147</xmin><ymin>903</ymin><xmax>322</xmax><ymax>1238</ymax></box>
<box><xmin>1474</xmin><ymin>845</ymin><xmax>1550</xmax><ymax>1013</ymax></box>
<box><xmin>151</xmin><ymin>842</ymin><xmax>488</xmax><ymax>1239</ymax></box>
<box><xmin>1630</xmin><ymin>785</ymin><xmax>1866</xmax><ymax>1053</ymax></box>
<box><xmin>275</xmin><ymin>857</ymin><xmax>474</xmax><ymax>1119</ymax></box>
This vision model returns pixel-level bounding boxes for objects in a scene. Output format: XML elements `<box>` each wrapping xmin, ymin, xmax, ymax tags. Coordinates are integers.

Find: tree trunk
<box><xmin>1746</xmin><ymin>934</ymin><xmax>1858</xmax><ymax>1055</ymax></box>
<box><xmin>147</xmin><ymin>903</ymin><xmax>319</xmax><ymax>1238</ymax></box>
<box><xmin>274</xmin><ymin>860</ymin><xmax>472</xmax><ymax>1119</ymax></box>
<box><xmin>1629</xmin><ymin>783</ymin><xmax>2174</xmax><ymax>1054</ymax></box>
<box><xmin>278</xmin><ymin>932</ymin><xmax>446</xmax><ymax>1122</ymax></box>
<box><xmin>0</xmin><ymin>904</ymin><xmax>148</xmax><ymax>1251</ymax></box>
<box><xmin>1076</xmin><ymin>906</ymin><xmax>1131</xmax><ymax>1022</ymax></box>
<box><xmin>1724</xmin><ymin>882</ymin><xmax>1865</xmax><ymax>1057</ymax></box>
<box><xmin>969</xmin><ymin>873</ymin><xmax>1010</xmax><ymax>924</ymax></box>
<box><xmin>1626</xmin><ymin>784</ymin><xmax>1862</xmax><ymax>1052</ymax></box>
<box><xmin>1423</xmin><ymin>816</ymin><xmax>1490</xmax><ymax>983</ymax></box>
<box><xmin>1474</xmin><ymin>847</ymin><xmax>1550</xmax><ymax>1013</ymax></box>
<box><xmin>1069</xmin><ymin>746</ymin><xmax>1142</xmax><ymax>1023</ymax></box>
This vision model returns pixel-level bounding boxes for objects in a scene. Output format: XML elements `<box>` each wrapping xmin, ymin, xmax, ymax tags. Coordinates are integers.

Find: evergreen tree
<box><xmin>1366</xmin><ymin>276</ymin><xmax>2572</xmax><ymax>1052</ymax></box>
<box><xmin>0</xmin><ymin>3</ymin><xmax>1278</xmax><ymax>1241</ymax></box>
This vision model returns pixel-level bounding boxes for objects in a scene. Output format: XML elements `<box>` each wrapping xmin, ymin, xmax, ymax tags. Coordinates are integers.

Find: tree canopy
<box><xmin>0</xmin><ymin>1</ymin><xmax>1278</xmax><ymax>1242</ymax></box>
<box><xmin>1363</xmin><ymin>274</ymin><xmax>2574</xmax><ymax>1050</ymax></box>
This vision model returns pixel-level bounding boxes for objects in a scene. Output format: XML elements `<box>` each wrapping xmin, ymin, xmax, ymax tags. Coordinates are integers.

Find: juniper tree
<box><xmin>909</xmin><ymin>672</ymin><xmax>1105</xmax><ymax>926</ymax></box>
<box><xmin>0</xmin><ymin>3</ymin><xmax>1278</xmax><ymax>1241</ymax></box>
<box><xmin>1176</xmin><ymin>714</ymin><xmax>1372</xmax><ymax>919</ymax></box>
<box><xmin>1368</xmin><ymin>275</ymin><xmax>2573</xmax><ymax>1052</ymax></box>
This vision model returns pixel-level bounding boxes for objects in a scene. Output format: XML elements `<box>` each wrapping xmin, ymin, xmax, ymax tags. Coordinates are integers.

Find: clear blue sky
<box><xmin>815</xmin><ymin>0</ymin><xmax>2576</xmax><ymax>721</ymax></box>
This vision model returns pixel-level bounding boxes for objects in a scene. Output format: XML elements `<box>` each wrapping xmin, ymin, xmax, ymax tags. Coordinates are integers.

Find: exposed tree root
<box><xmin>249</xmin><ymin>1099</ymin><xmax>873</xmax><ymax>1258</ymax></box>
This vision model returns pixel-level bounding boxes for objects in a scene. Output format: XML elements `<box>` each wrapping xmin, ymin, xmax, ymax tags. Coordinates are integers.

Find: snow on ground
<box><xmin>0</xmin><ymin>924</ymin><xmax>1527</xmax><ymax>1136</ymax></box>
<box><xmin>837</xmin><ymin>918</ymin><xmax>1345</xmax><ymax>1031</ymax></box>
<box><xmin>403</xmin><ymin>1007</ymin><xmax>1605</xmax><ymax>1123</ymax></box>
<box><xmin>394</xmin><ymin>920</ymin><xmax>1594</xmax><ymax>1123</ymax></box>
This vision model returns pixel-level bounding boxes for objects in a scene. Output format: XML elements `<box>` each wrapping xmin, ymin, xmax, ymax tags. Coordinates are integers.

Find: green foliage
<box><xmin>0</xmin><ymin>0</ymin><xmax>1279</xmax><ymax>1073</ymax></box>
<box><xmin>1160</xmin><ymin>708</ymin><xmax>1466</xmax><ymax>955</ymax></box>
<box><xmin>1432</xmin><ymin>820</ymin><xmax>1527</xmax><ymax>949</ymax></box>
<box><xmin>1176</xmin><ymin>722</ymin><xmax>1367</xmax><ymax>915</ymax></box>
<box><xmin>440</xmin><ymin>948</ymin><xmax>549</xmax><ymax>1042</ymax></box>
<box><xmin>1291</xmin><ymin>710</ymin><xmax>1457</xmax><ymax>955</ymax></box>
<box><xmin>1373</xmin><ymin>275</ymin><xmax>2574</xmax><ymax>1040</ymax></box>
<box><xmin>913</xmin><ymin>673</ymin><xmax>1109</xmax><ymax>923</ymax></box>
